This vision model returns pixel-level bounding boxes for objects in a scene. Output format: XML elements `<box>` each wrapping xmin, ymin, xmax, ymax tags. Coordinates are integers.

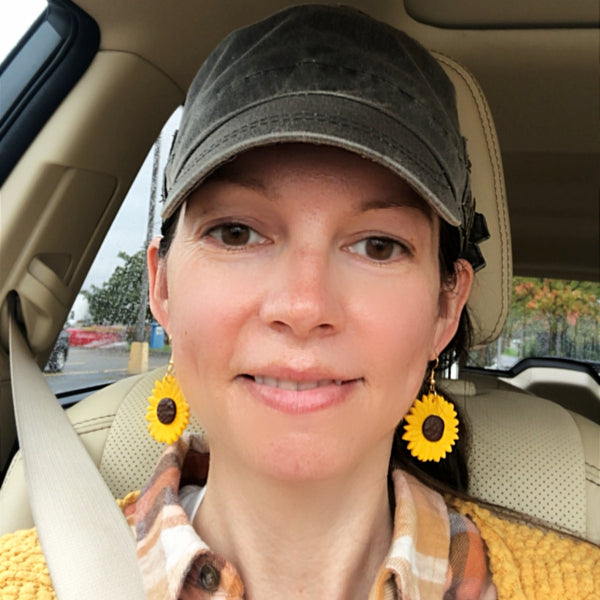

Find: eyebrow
<box><xmin>359</xmin><ymin>194</ymin><xmax>434</xmax><ymax>222</ymax></box>
<box><xmin>204</xmin><ymin>169</ymin><xmax>266</xmax><ymax>193</ymax></box>
<box><xmin>184</xmin><ymin>172</ymin><xmax>267</xmax><ymax>215</ymax></box>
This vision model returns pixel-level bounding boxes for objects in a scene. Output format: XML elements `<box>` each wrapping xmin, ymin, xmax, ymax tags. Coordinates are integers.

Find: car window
<box><xmin>469</xmin><ymin>276</ymin><xmax>600</xmax><ymax>373</ymax></box>
<box><xmin>44</xmin><ymin>111</ymin><xmax>181</xmax><ymax>398</ymax></box>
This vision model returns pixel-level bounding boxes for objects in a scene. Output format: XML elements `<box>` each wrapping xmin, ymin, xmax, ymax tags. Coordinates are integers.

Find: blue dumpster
<box><xmin>149</xmin><ymin>322</ymin><xmax>164</xmax><ymax>349</ymax></box>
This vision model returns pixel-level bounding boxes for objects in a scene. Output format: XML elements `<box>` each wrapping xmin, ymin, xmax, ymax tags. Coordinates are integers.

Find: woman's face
<box><xmin>149</xmin><ymin>144</ymin><xmax>472</xmax><ymax>482</ymax></box>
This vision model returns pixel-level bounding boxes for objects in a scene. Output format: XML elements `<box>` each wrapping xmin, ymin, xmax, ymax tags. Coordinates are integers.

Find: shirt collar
<box><xmin>376</xmin><ymin>469</ymin><xmax>450</xmax><ymax>598</ymax></box>
<box><xmin>126</xmin><ymin>434</ymin><xmax>450</xmax><ymax>600</ymax></box>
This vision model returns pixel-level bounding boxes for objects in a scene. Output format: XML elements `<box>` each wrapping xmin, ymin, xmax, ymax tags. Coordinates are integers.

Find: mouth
<box><xmin>240</xmin><ymin>374</ymin><xmax>361</xmax><ymax>414</ymax></box>
<box><xmin>247</xmin><ymin>375</ymin><xmax>346</xmax><ymax>391</ymax></box>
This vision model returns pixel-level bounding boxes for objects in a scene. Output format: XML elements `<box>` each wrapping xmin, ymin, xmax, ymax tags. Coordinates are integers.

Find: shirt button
<box><xmin>199</xmin><ymin>563</ymin><xmax>221</xmax><ymax>592</ymax></box>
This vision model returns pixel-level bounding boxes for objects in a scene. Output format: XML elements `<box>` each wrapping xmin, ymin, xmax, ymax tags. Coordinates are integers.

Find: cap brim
<box><xmin>163</xmin><ymin>93</ymin><xmax>462</xmax><ymax>226</ymax></box>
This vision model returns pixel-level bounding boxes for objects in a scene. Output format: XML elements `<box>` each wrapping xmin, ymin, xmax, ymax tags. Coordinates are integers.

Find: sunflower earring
<box><xmin>402</xmin><ymin>359</ymin><xmax>459</xmax><ymax>462</ymax></box>
<box><xmin>146</xmin><ymin>356</ymin><xmax>190</xmax><ymax>444</ymax></box>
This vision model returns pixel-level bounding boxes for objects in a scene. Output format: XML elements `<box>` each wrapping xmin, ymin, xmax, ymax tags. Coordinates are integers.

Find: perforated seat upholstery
<box><xmin>2</xmin><ymin>52</ymin><xmax>598</xmax><ymax>545</ymax></box>
<box><xmin>446</xmin><ymin>377</ymin><xmax>600</xmax><ymax>543</ymax></box>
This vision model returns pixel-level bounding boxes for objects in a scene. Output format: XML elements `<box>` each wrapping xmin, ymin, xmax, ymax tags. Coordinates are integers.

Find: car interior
<box><xmin>0</xmin><ymin>0</ymin><xmax>598</xmax><ymax>581</ymax></box>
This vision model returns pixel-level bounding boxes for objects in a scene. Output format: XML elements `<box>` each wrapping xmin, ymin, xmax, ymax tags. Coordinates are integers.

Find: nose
<box><xmin>259</xmin><ymin>245</ymin><xmax>343</xmax><ymax>339</ymax></box>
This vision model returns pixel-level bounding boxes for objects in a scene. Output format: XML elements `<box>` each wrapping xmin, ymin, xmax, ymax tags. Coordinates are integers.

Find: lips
<box><xmin>240</xmin><ymin>373</ymin><xmax>361</xmax><ymax>414</ymax></box>
<box><xmin>252</xmin><ymin>375</ymin><xmax>344</xmax><ymax>391</ymax></box>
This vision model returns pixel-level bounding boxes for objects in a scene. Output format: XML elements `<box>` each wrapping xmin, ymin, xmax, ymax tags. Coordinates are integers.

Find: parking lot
<box><xmin>45</xmin><ymin>346</ymin><xmax>169</xmax><ymax>396</ymax></box>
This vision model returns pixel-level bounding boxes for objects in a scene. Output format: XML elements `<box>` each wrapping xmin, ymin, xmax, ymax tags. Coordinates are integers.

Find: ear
<box><xmin>147</xmin><ymin>236</ymin><xmax>170</xmax><ymax>332</ymax></box>
<box><xmin>431</xmin><ymin>259</ymin><xmax>474</xmax><ymax>359</ymax></box>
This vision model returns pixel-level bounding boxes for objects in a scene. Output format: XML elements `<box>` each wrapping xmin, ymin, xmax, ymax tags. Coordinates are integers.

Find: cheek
<box><xmin>356</xmin><ymin>277</ymin><xmax>441</xmax><ymax>398</ymax></box>
<box><xmin>167</xmin><ymin>252</ymin><xmax>255</xmax><ymax>337</ymax></box>
<box><xmin>165</xmin><ymin>259</ymin><xmax>258</xmax><ymax>404</ymax></box>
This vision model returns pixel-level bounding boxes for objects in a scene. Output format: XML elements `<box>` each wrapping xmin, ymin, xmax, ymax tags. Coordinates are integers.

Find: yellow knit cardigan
<box><xmin>1</xmin><ymin>497</ymin><xmax>599</xmax><ymax>599</ymax></box>
<box><xmin>450</xmin><ymin>499</ymin><xmax>600</xmax><ymax>600</ymax></box>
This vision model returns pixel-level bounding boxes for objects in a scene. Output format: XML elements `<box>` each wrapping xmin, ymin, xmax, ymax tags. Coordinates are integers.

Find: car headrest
<box><xmin>434</xmin><ymin>52</ymin><xmax>512</xmax><ymax>347</ymax></box>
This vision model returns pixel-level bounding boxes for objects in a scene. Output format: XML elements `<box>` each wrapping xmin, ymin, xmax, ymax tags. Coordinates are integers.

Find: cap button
<box><xmin>198</xmin><ymin>563</ymin><xmax>220</xmax><ymax>592</ymax></box>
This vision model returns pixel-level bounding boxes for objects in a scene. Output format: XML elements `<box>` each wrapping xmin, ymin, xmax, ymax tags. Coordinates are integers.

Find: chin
<box><xmin>244</xmin><ymin>429</ymin><xmax>389</xmax><ymax>485</ymax></box>
<box><xmin>265</xmin><ymin>436</ymin><xmax>347</xmax><ymax>482</ymax></box>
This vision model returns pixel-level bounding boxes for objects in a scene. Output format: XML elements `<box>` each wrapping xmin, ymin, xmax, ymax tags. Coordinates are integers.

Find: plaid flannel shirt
<box><xmin>123</xmin><ymin>434</ymin><xmax>496</xmax><ymax>599</ymax></box>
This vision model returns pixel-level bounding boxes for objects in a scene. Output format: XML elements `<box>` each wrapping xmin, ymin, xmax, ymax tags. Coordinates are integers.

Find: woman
<box><xmin>141</xmin><ymin>142</ymin><xmax>479</xmax><ymax>598</ymax></box>
<box><xmin>136</xmin><ymin>5</ymin><xmax>487</xmax><ymax>598</ymax></box>
<box><xmin>2</xmin><ymin>5</ymin><xmax>598</xmax><ymax>599</ymax></box>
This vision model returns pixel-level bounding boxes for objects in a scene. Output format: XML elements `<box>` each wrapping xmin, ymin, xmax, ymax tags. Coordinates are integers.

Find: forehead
<box><xmin>187</xmin><ymin>143</ymin><xmax>434</xmax><ymax>218</ymax></box>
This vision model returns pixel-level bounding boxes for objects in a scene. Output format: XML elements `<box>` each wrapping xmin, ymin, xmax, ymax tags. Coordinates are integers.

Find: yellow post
<box><xmin>128</xmin><ymin>341</ymin><xmax>149</xmax><ymax>374</ymax></box>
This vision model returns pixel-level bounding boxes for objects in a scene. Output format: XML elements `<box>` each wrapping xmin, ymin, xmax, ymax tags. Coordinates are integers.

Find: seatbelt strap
<box><xmin>8</xmin><ymin>315</ymin><xmax>147</xmax><ymax>599</ymax></box>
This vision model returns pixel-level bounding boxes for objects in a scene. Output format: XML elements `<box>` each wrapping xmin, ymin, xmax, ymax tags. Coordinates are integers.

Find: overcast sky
<box><xmin>0</xmin><ymin>0</ymin><xmax>46</xmax><ymax>60</ymax></box>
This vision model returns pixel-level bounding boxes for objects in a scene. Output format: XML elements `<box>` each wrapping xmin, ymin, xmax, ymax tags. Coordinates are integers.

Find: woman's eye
<box><xmin>207</xmin><ymin>223</ymin><xmax>265</xmax><ymax>247</ymax></box>
<box><xmin>349</xmin><ymin>237</ymin><xmax>407</xmax><ymax>261</ymax></box>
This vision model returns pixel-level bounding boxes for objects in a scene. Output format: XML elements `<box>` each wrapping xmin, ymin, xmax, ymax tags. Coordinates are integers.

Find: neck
<box><xmin>194</xmin><ymin>451</ymin><xmax>394</xmax><ymax>600</ymax></box>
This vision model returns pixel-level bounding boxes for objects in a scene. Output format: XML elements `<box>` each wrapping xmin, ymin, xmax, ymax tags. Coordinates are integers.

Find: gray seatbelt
<box><xmin>8</xmin><ymin>315</ymin><xmax>147</xmax><ymax>600</ymax></box>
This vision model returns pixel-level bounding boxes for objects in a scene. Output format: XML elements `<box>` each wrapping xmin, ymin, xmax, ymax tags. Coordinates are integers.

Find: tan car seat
<box><xmin>1</xmin><ymin>53</ymin><xmax>598</xmax><ymax>544</ymax></box>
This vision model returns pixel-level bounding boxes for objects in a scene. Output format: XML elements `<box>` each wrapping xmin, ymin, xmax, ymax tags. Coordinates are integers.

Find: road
<box><xmin>45</xmin><ymin>346</ymin><xmax>170</xmax><ymax>397</ymax></box>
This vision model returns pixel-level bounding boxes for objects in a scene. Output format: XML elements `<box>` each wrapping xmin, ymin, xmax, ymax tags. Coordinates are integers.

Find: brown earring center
<box><xmin>157</xmin><ymin>397</ymin><xmax>177</xmax><ymax>424</ymax></box>
<box><xmin>422</xmin><ymin>415</ymin><xmax>444</xmax><ymax>442</ymax></box>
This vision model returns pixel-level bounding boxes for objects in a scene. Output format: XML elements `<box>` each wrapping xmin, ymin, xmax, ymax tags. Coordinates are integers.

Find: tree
<box><xmin>82</xmin><ymin>250</ymin><xmax>153</xmax><ymax>329</ymax></box>
<box><xmin>510</xmin><ymin>277</ymin><xmax>599</xmax><ymax>359</ymax></box>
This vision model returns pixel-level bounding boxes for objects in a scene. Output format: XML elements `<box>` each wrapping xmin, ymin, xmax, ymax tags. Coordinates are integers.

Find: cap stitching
<box><xmin>179</xmin><ymin>111</ymin><xmax>451</xmax><ymax>190</ymax></box>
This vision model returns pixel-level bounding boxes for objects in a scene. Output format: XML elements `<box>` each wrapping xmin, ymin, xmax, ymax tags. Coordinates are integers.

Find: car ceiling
<box><xmin>73</xmin><ymin>0</ymin><xmax>598</xmax><ymax>282</ymax></box>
